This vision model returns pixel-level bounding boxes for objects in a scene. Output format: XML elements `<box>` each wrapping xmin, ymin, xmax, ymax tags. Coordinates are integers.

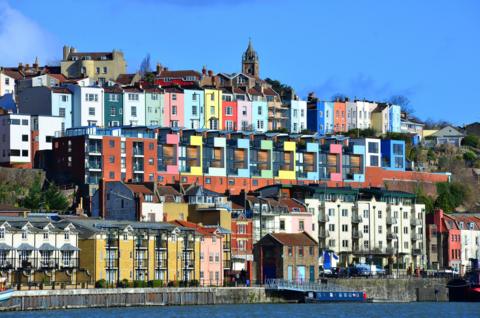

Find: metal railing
<box><xmin>410</xmin><ymin>219</ymin><xmax>422</xmax><ymax>226</ymax></box>
<box><xmin>265</xmin><ymin>279</ymin><xmax>357</xmax><ymax>292</ymax></box>
<box><xmin>411</xmin><ymin>233</ymin><xmax>423</xmax><ymax>241</ymax></box>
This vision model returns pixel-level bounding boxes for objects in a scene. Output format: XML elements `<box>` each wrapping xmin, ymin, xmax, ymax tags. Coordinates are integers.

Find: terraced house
<box><xmin>0</xmin><ymin>217</ymin><xmax>83</xmax><ymax>287</ymax></box>
<box><xmin>71</xmin><ymin>219</ymin><xmax>201</xmax><ymax>285</ymax></box>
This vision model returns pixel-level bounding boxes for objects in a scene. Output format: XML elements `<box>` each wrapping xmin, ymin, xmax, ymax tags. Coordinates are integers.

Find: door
<box><xmin>287</xmin><ymin>266</ymin><xmax>293</xmax><ymax>281</ymax></box>
<box><xmin>296</xmin><ymin>266</ymin><xmax>305</xmax><ymax>282</ymax></box>
<box><xmin>309</xmin><ymin>266</ymin><xmax>315</xmax><ymax>282</ymax></box>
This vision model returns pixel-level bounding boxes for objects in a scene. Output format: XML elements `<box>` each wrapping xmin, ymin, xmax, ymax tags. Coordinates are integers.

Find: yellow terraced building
<box><xmin>71</xmin><ymin>219</ymin><xmax>201</xmax><ymax>285</ymax></box>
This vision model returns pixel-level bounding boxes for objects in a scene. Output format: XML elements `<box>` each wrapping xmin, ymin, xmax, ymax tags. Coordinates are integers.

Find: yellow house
<box><xmin>276</xmin><ymin>141</ymin><xmax>296</xmax><ymax>180</ymax></box>
<box><xmin>162</xmin><ymin>202</ymin><xmax>190</xmax><ymax>222</ymax></box>
<box><xmin>72</xmin><ymin>219</ymin><xmax>200</xmax><ymax>285</ymax></box>
<box><xmin>204</xmin><ymin>89</ymin><xmax>222</xmax><ymax>130</ymax></box>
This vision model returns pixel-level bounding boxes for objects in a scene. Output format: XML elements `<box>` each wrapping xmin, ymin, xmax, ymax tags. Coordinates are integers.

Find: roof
<box><xmin>248</xmin><ymin>88</ymin><xmax>263</xmax><ymax>96</ymax></box>
<box><xmin>184</xmin><ymin>185</ymin><xmax>223</xmax><ymax>197</ymax></box>
<box><xmin>157</xmin><ymin>186</ymin><xmax>181</xmax><ymax>196</ymax></box>
<box><xmin>269</xmin><ymin>232</ymin><xmax>317</xmax><ymax>246</ymax></box>
<box><xmin>68</xmin><ymin>52</ymin><xmax>113</xmax><ymax>60</ymax></box>
<box><xmin>263</xmin><ymin>87</ymin><xmax>279</xmax><ymax>96</ymax></box>
<box><xmin>157</xmin><ymin>70</ymin><xmax>201</xmax><ymax>79</ymax></box>
<box><xmin>116</xmin><ymin>73</ymin><xmax>137</xmax><ymax>85</ymax></box>
<box><xmin>1</xmin><ymin>69</ymin><xmax>23</xmax><ymax>80</ymax></box>
<box><xmin>125</xmin><ymin>184</ymin><xmax>153</xmax><ymax>195</ymax></box>
<box><xmin>430</xmin><ymin>126</ymin><xmax>465</xmax><ymax>138</ymax></box>
<box><xmin>123</xmin><ymin>86</ymin><xmax>143</xmax><ymax>93</ymax></box>
<box><xmin>48</xmin><ymin>73</ymin><xmax>67</xmax><ymax>82</ymax></box>
<box><xmin>279</xmin><ymin>198</ymin><xmax>306</xmax><ymax>212</ymax></box>
<box><xmin>103</xmin><ymin>86</ymin><xmax>124</xmax><ymax>94</ymax></box>
<box><xmin>50</xmin><ymin>87</ymin><xmax>72</xmax><ymax>94</ymax></box>
<box><xmin>169</xmin><ymin>220</ymin><xmax>215</xmax><ymax>236</ymax></box>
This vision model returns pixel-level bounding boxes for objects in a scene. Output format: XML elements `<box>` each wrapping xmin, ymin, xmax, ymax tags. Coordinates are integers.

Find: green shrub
<box><xmin>133</xmin><ymin>280</ymin><xmax>148</xmax><ymax>288</ymax></box>
<box><xmin>148</xmin><ymin>280</ymin><xmax>164</xmax><ymax>288</ymax></box>
<box><xmin>189</xmin><ymin>280</ymin><xmax>199</xmax><ymax>287</ymax></box>
<box><xmin>167</xmin><ymin>280</ymin><xmax>179</xmax><ymax>287</ymax></box>
<box><xmin>117</xmin><ymin>279</ymin><xmax>130</xmax><ymax>288</ymax></box>
<box><xmin>95</xmin><ymin>279</ymin><xmax>107</xmax><ymax>288</ymax></box>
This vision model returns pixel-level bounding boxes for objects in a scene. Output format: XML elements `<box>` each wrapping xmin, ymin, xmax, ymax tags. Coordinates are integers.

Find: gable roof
<box><xmin>430</xmin><ymin>125</ymin><xmax>464</xmax><ymax>138</ymax></box>
<box><xmin>269</xmin><ymin>232</ymin><xmax>317</xmax><ymax>246</ymax></box>
<box><xmin>157</xmin><ymin>70</ymin><xmax>201</xmax><ymax>79</ymax></box>
<box><xmin>124</xmin><ymin>184</ymin><xmax>153</xmax><ymax>195</ymax></box>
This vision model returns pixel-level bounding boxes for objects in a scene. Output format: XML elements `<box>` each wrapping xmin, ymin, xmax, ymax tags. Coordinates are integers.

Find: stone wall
<box><xmin>332</xmin><ymin>278</ymin><xmax>449</xmax><ymax>302</ymax></box>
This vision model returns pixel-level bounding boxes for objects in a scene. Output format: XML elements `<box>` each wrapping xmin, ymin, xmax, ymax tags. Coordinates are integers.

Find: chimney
<box><xmin>18</xmin><ymin>63</ymin><xmax>23</xmax><ymax>72</ymax></box>
<box><xmin>25</xmin><ymin>64</ymin><xmax>30</xmax><ymax>71</ymax></box>
<box><xmin>207</xmin><ymin>70</ymin><xmax>213</xmax><ymax>76</ymax></box>
<box><xmin>202</xmin><ymin>66</ymin><xmax>207</xmax><ymax>75</ymax></box>
<box><xmin>33</xmin><ymin>56</ymin><xmax>39</xmax><ymax>71</ymax></box>
<box><xmin>63</xmin><ymin>45</ymin><xmax>70</xmax><ymax>60</ymax></box>
<box><xmin>70</xmin><ymin>47</ymin><xmax>77</xmax><ymax>54</ymax></box>
<box><xmin>156</xmin><ymin>63</ymin><xmax>162</xmax><ymax>74</ymax></box>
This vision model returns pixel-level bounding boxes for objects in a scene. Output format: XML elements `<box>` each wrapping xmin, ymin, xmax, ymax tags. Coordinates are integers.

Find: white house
<box><xmin>122</xmin><ymin>87</ymin><xmax>145</xmax><ymax>126</ymax></box>
<box><xmin>0</xmin><ymin>70</ymin><xmax>17</xmax><ymax>97</ymax></box>
<box><xmin>68</xmin><ymin>84</ymin><xmax>104</xmax><ymax>127</ymax></box>
<box><xmin>351</xmin><ymin>138</ymin><xmax>382</xmax><ymax>167</ymax></box>
<box><xmin>0</xmin><ymin>114</ymin><xmax>31</xmax><ymax>166</ymax></box>
<box><xmin>289</xmin><ymin>100</ymin><xmax>307</xmax><ymax>133</ymax></box>
<box><xmin>31</xmin><ymin>115</ymin><xmax>65</xmax><ymax>150</ymax></box>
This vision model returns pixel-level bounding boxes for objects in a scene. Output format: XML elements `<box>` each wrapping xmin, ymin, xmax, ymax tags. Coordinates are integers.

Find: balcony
<box><xmin>352</xmin><ymin>230</ymin><xmax>363</xmax><ymax>239</ymax></box>
<box><xmin>19</xmin><ymin>259</ymin><xmax>33</xmax><ymax>269</ymax></box>
<box><xmin>86</xmin><ymin>160</ymin><xmax>102</xmax><ymax>170</ymax></box>
<box><xmin>60</xmin><ymin>258</ymin><xmax>78</xmax><ymax>268</ymax></box>
<box><xmin>105</xmin><ymin>258</ymin><xmax>119</xmax><ymax>269</ymax></box>
<box><xmin>412</xmin><ymin>248</ymin><xmax>422</xmax><ymax>256</ymax></box>
<box><xmin>319</xmin><ymin>229</ymin><xmax>330</xmax><ymax>238</ymax></box>
<box><xmin>318</xmin><ymin>213</ymin><xmax>329</xmax><ymax>223</ymax></box>
<box><xmin>387</xmin><ymin>232</ymin><xmax>398</xmax><ymax>240</ymax></box>
<box><xmin>155</xmin><ymin>259</ymin><xmax>167</xmax><ymax>269</ymax></box>
<box><xmin>135</xmin><ymin>239</ymin><xmax>148</xmax><ymax>249</ymax></box>
<box><xmin>352</xmin><ymin>213</ymin><xmax>363</xmax><ymax>223</ymax></box>
<box><xmin>39</xmin><ymin>259</ymin><xmax>58</xmax><ymax>269</ymax></box>
<box><xmin>133</xmin><ymin>148</ymin><xmax>144</xmax><ymax>156</ymax></box>
<box><xmin>410</xmin><ymin>219</ymin><xmax>422</xmax><ymax>226</ymax></box>
<box><xmin>386</xmin><ymin>216</ymin><xmax>397</xmax><ymax>225</ymax></box>
<box><xmin>134</xmin><ymin>259</ymin><xmax>148</xmax><ymax>269</ymax></box>
<box><xmin>0</xmin><ymin>258</ymin><xmax>14</xmax><ymax>270</ymax></box>
<box><xmin>411</xmin><ymin>233</ymin><xmax>423</xmax><ymax>241</ymax></box>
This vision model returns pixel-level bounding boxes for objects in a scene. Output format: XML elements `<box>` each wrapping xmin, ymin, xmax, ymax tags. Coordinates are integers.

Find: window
<box><xmin>109</xmin><ymin>171</ymin><xmax>115</xmax><ymax>179</ymax></box>
<box><xmin>280</xmin><ymin>220</ymin><xmax>285</xmax><ymax>230</ymax></box>
<box><xmin>22</xmin><ymin>150</ymin><xmax>28</xmax><ymax>157</ymax></box>
<box><xmin>329</xmin><ymin>239</ymin><xmax>335</xmax><ymax>247</ymax></box>
<box><xmin>64</xmin><ymin>232</ymin><xmax>70</xmax><ymax>240</ymax></box>
<box><xmin>342</xmin><ymin>240</ymin><xmax>349</xmax><ymax>247</ymax></box>
<box><xmin>172</xmin><ymin>106</ymin><xmax>177</xmax><ymax>115</ymax></box>
<box><xmin>61</xmin><ymin>95</ymin><xmax>68</xmax><ymax>102</ymax></box>
<box><xmin>341</xmin><ymin>209</ymin><xmax>348</xmax><ymax>217</ymax></box>
<box><xmin>85</xmin><ymin>94</ymin><xmax>98</xmax><ymax>102</ymax></box>
<box><xmin>210</xmin><ymin>94</ymin><xmax>214</xmax><ymax>101</ymax></box>
<box><xmin>89</xmin><ymin>107</ymin><xmax>95</xmax><ymax>116</ymax></box>
<box><xmin>59</xmin><ymin>107</ymin><xmax>66</xmax><ymax>118</ymax></box>
<box><xmin>0</xmin><ymin>228</ymin><xmax>3</xmax><ymax>239</ymax></box>
<box><xmin>299</xmin><ymin>220</ymin><xmax>304</xmax><ymax>231</ymax></box>
<box><xmin>328</xmin><ymin>224</ymin><xmax>335</xmax><ymax>232</ymax></box>
<box><xmin>109</xmin><ymin>155</ymin><xmax>115</xmax><ymax>164</ymax></box>
<box><xmin>378</xmin><ymin>210</ymin><xmax>382</xmax><ymax>219</ymax></box>
<box><xmin>378</xmin><ymin>226</ymin><xmax>383</xmax><ymax>234</ymax></box>
<box><xmin>128</xmin><ymin>93</ymin><xmax>139</xmax><ymax>101</ymax></box>
<box><xmin>172</xmin><ymin>94</ymin><xmax>177</xmax><ymax>101</ymax></box>
<box><xmin>342</xmin><ymin>224</ymin><xmax>348</xmax><ymax>232</ymax></box>
<box><xmin>96</xmin><ymin>67</ymin><xmax>100</xmax><ymax>74</ymax></box>
<box><xmin>288</xmin><ymin>246</ymin><xmax>293</xmax><ymax>256</ymax></box>
<box><xmin>403</xmin><ymin>227</ymin><xmax>408</xmax><ymax>234</ymax></box>
<box><xmin>368</xmin><ymin>142</ymin><xmax>378</xmax><ymax>153</ymax></box>
<box><xmin>363</xmin><ymin>209</ymin><xmax>369</xmax><ymax>218</ymax></box>
<box><xmin>210</xmin><ymin>106</ymin><xmax>215</xmax><ymax>115</ymax></box>
<box><xmin>22</xmin><ymin>134</ymin><xmax>28</xmax><ymax>142</ymax></box>
<box><xmin>109</xmin><ymin>140</ymin><xmax>115</xmax><ymax>148</ymax></box>
<box><xmin>131</xmin><ymin>106</ymin><xmax>137</xmax><ymax>117</ymax></box>
<box><xmin>258</xmin><ymin>106</ymin><xmax>262</xmax><ymax>115</ymax></box>
<box><xmin>309</xmin><ymin>246</ymin><xmax>314</xmax><ymax>256</ymax></box>
<box><xmin>363</xmin><ymin>225</ymin><xmax>369</xmax><ymax>234</ymax></box>
<box><xmin>192</xmin><ymin>106</ymin><xmax>197</xmax><ymax>116</ymax></box>
<box><xmin>257</xmin><ymin>120</ymin><xmax>264</xmax><ymax>130</ymax></box>
<box><xmin>46</xmin><ymin>136</ymin><xmax>53</xmax><ymax>143</ymax></box>
<box><xmin>298</xmin><ymin>247</ymin><xmax>304</xmax><ymax>257</ymax></box>
<box><xmin>226</xmin><ymin>107</ymin><xmax>233</xmax><ymax>115</ymax></box>
<box><xmin>5</xmin><ymin>78</ymin><xmax>9</xmax><ymax>85</ymax></box>
<box><xmin>103</xmin><ymin>67</ymin><xmax>108</xmax><ymax>74</ymax></box>
<box><xmin>22</xmin><ymin>231</ymin><xmax>28</xmax><ymax>239</ymax></box>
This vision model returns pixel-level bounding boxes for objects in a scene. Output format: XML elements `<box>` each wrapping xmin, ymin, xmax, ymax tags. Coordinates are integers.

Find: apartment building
<box><xmin>0</xmin><ymin>114</ymin><xmax>31</xmax><ymax>167</ymax></box>
<box><xmin>68</xmin><ymin>84</ymin><xmax>104</xmax><ymax>127</ymax></box>
<box><xmin>71</xmin><ymin>219</ymin><xmax>200</xmax><ymax>284</ymax></box>
<box><xmin>0</xmin><ymin>217</ymin><xmax>80</xmax><ymax>285</ymax></box>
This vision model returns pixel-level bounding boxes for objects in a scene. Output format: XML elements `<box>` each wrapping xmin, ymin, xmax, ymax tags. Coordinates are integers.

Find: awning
<box><xmin>16</xmin><ymin>243</ymin><xmax>35</xmax><ymax>251</ymax></box>
<box><xmin>0</xmin><ymin>243</ymin><xmax>12</xmax><ymax>250</ymax></box>
<box><xmin>38</xmin><ymin>243</ymin><xmax>57</xmax><ymax>251</ymax></box>
<box><xmin>60</xmin><ymin>243</ymin><xmax>80</xmax><ymax>251</ymax></box>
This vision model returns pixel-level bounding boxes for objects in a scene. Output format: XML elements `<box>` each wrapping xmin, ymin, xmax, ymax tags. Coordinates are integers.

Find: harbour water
<box><xmin>1</xmin><ymin>303</ymin><xmax>479</xmax><ymax>318</ymax></box>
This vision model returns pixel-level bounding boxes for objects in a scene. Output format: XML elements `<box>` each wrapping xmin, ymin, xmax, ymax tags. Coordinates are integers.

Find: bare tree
<box><xmin>389</xmin><ymin>95</ymin><xmax>415</xmax><ymax>116</ymax></box>
<box><xmin>139</xmin><ymin>53</ymin><xmax>151</xmax><ymax>75</ymax></box>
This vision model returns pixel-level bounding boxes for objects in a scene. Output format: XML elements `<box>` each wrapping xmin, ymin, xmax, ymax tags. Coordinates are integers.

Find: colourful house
<box><xmin>103</xmin><ymin>86</ymin><xmax>123</xmax><ymax>127</ymax></box>
<box><xmin>227</xmin><ymin>134</ymin><xmax>250</xmax><ymax>178</ymax></box>
<box><xmin>157</xmin><ymin>128</ymin><xmax>180</xmax><ymax>182</ymax></box>
<box><xmin>222</xmin><ymin>100</ymin><xmax>238</xmax><ymax>131</ymax></box>
<box><xmin>274</xmin><ymin>137</ymin><xmax>296</xmax><ymax>180</ymax></box>
<box><xmin>204</xmin><ymin>88</ymin><xmax>222</xmax><ymax>130</ymax></box>
<box><xmin>179</xmin><ymin>130</ymin><xmax>203</xmax><ymax>176</ymax></box>
<box><xmin>203</xmin><ymin>133</ymin><xmax>227</xmax><ymax>177</ymax></box>
<box><xmin>389</xmin><ymin>104</ymin><xmax>401</xmax><ymax>133</ymax></box>
<box><xmin>237</xmin><ymin>100</ymin><xmax>253</xmax><ymax>131</ymax></box>
<box><xmin>307</xmin><ymin>101</ymin><xmax>334</xmax><ymax>135</ymax></box>
<box><xmin>183</xmin><ymin>88</ymin><xmax>204</xmax><ymax>129</ymax></box>
<box><xmin>145</xmin><ymin>87</ymin><xmax>163</xmax><ymax>126</ymax></box>
<box><xmin>381</xmin><ymin>139</ymin><xmax>405</xmax><ymax>171</ymax></box>
<box><xmin>163</xmin><ymin>87</ymin><xmax>184</xmax><ymax>128</ymax></box>
<box><xmin>122</xmin><ymin>87</ymin><xmax>145</xmax><ymax>126</ymax></box>
<box><xmin>333</xmin><ymin>101</ymin><xmax>347</xmax><ymax>133</ymax></box>
<box><xmin>297</xmin><ymin>138</ymin><xmax>319</xmax><ymax>181</ymax></box>
<box><xmin>251</xmin><ymin>101</ymin><xmax>268</xmax><ymax>132</ymax></box>
<box><xmin>250</xmin><ymin>135</ymin><xmax>273</xmax><ymax>179</ymax></box>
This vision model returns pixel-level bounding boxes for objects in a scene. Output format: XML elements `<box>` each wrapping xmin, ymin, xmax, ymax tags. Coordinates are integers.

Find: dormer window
<box><xmin>64</xmin><ymin>232</ymin><xmax>70</xmax><ymax>240</ymax></box>
<box><xmin>43</xmin><ymin>232</ymin><xmax>49</xmax><ymax>240</ymax></box>
<box><xmin>22</xmin><ymin>230</ymin><xmax>28</xmax><ymax>239</ymax></box>
<box><xmin>0</xmin><ymin>228</ymin><xmax>4</xmax><ymax>239</ymax></box>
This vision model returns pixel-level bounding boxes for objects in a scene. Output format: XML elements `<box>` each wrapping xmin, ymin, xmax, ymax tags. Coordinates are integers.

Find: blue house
<box><xmin>381</xmin><ymin>139</ymin><xmax>405</xmax><ymax>171</ymax></box>
<box><xmin>388</xmin><ymin>104</ymin><xmax>401</xmax><ymax>133</ymax></box>
<box><xmin>307</xmin><ymin>101</ymin><xmax>334</xmax><ymax>135</ymax></box>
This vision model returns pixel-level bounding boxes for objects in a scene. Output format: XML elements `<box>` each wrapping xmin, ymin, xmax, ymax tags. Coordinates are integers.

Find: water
<box><xmin>1</xmin><ymin>303</ymin><xmax>479</xmax><ymax>318</ymax></box>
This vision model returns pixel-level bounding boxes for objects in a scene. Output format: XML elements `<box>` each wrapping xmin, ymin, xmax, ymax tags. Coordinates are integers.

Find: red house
<box><xmin>222</xmin><ymin>100</ymin><xmax>238</xmax><ymax>131</ymax></box>
<box><xmin>230</xmin><ymin>202</ymin><xmax>254</xmax><ymax>282</ymax></box>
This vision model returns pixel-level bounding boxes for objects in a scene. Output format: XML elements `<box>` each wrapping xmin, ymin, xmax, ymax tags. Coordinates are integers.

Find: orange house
<box><xmin>333</xmin><ymin>101</ymin><xmax>347</xmax><ymax>133</ymax></box>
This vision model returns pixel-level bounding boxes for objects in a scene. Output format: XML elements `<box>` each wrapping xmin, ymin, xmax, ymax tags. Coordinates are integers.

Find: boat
<box><xmin>305</xmin><ymin>290</ymin><xmax>367</xmax><ymax>303</ymax></box>
<box><xmin>0</xmin><ymin>278</ymin><xmax>14</xmax><ymax>302</ymax></box>
<box><xmin>448</xmin><ymin>259</ymin><xmax>480</xmax><ymax>302</ymax></box>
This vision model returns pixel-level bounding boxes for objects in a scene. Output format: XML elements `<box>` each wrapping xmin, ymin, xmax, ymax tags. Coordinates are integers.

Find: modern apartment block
<box><xmin>0</xmin><ymin>114</ymin><xmax>31</xmax><ymax>167</ymax></box>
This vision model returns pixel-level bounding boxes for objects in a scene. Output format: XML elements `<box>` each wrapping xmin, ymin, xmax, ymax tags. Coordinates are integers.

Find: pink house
<box><xmin>170</xmin><ymin>220</ymin><xmax>224</xmax><ymax>286</ymax></box>
<box><xmin>236</xmin><ymin>100</ymin><xmax>252</xmax><ymax>131</ymax></box>
<box><xmin>329</xmin><ymin>143</ymin><xmax>343</xmax><ymax>182</ymax></box>
<box><xmin>163</xmin><ymin>87</ymin><xmax>184</xmax><ymax>128</ymax></box>
<box><xmin>276</xmin><ymin>198</ymin><xmax>315</xmax><ymax>239</ymax></box>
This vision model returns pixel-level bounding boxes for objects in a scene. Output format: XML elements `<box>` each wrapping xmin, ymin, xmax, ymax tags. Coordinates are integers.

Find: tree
<box><xmin>264</xmin><ymin>78</ymin><xmax>293</xmax><ymax>101</ymax></box>
<box><xmin>434</xmin><ymin>182</ymin><xmax>469</xmax><ymax>212</ymax></box>
<box><xmin>331</xmin><ymin>93</ymin><xmax>347</xmax><ymax>101</ymax></box>
<box><xmin>21</xmin><ymin>176</ymin><xmax>43</xmax><ymax>210</ymax></box>
<box><xmin>139</xmin><ymin>53</ymin><xmax>152</xmax><ymax>75</ymax></box>
<box><xmin>144</xmin><ymin>72</ymin><xmax>155</xmax><ymax>84</ymax></box>
<box><xmin>346</xmin><ymin>128</ymin><xmax>376</xmax><ymax>138</ymax></box>
<box><xmin>389</xmin><ymin>95</ymin><xmax>414</xmax><ymax>115</ymax></box>
<box><xmin>43</xmin><ymin>182</ymin><xmax>69</xmax><ymax>212</ymax></box>
<box><xmin>462</xmin><ymin>135</ymin><xmax>480</xmax><ymax>148</ymax></box>
<box><xmin>463</xmin><ymin>151</ymin><xmax>477</xmax><ymax>166</ymax></box>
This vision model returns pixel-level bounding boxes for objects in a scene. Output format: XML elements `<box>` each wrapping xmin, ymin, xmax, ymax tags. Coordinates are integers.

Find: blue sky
<box><xmin>1</xmin><ymin>0</ymin><xmax>479</xmax><ymax>125</ymax></box>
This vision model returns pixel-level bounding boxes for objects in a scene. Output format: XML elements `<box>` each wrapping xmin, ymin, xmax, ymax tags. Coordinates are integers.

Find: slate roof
<box><xmin>269</xmin><ymin>232</ymin><xmax>317</xmax><ymax>246</ymax></box>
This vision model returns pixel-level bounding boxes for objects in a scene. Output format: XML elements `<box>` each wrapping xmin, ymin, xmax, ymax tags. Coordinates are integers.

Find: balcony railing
<box><xmin>318</xmin><ymin>213</ymin><xmax>329</xmax><ymax>223</ymax></box>
<box><xmin>133</xmin><ymin>148</ymin><xmax>144</xmax><ymax>156</ymax></box>
<box><xmin>410</xmin><ymin>219</ymin><xmax>422</xmax><ymax>226</ymax></box>
<box><xmin>386</xmin><ymin>216</ymin><xmax>397</xmax><ymax>225</ymax></box>
<box><xmin>411</xmin><ymin>233</ymin><xmax>423</xmax><ymax>241</ymax></box>
<box><xmin>412</xmin><ymin>248</ymin><xmax>422</xmax><ymax>256</ymax></box>
<box><xmin>105</xmin><ymin>258</ymin><xmax>119</xmax><ymax>269</ymax></box>
<box><xmin>134</xmin><ymin>259</ymin><xmax>148</xmax><ymax>269</ymax></box>
<box><xmin>0</xmin><ymin>258</ymin><xmax>14</xmax><ymax>269</ymax></box>
<box><xmin>352</xmin><ymin>230</ymin><xmax>363</xmax><ymax>239</ymax></box>
<box><xmin>135</xmin><ymin>240</ymin><xmax>149</xmax><ymax>249</ymax></box>
<box><xmin>352</xmin><ymin>213</ymin><xmax>363</xmax><ymax>223</ymax></box>
<box><xmin>39</xmin><ymin>259</ymin><xmax>58</xmax><ymax>269</ymax></box>
<box><xmin>60</xmin><ymin>258</ymin><xmax>78</xmax><ymax>268</ymax></box>
<box><xmin>154</xmin><ymin>259</ymin><xmax>167</xmax><ymax>269</ymax></box>
<box><xmin>319</xmin><ymin>229</ymin><xmax>330</xmax><ymax>238</ymax></box>
<box><xmin>387</xmin><ymin>232</ymin><xmax>398</xmax><ymax>240</ymax></box>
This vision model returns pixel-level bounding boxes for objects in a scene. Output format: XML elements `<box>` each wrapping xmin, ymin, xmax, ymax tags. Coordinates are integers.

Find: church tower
<box><xmin>242</xmin><ymin>39</ymin><xmax>259</xmax><ymax>78</ymax></box>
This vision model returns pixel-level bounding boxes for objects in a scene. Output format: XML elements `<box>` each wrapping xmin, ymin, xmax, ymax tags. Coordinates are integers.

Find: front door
<box><xmin>296</xmin><ymin>266</ymin><xmax>305</xmax><ymax>282</ymax></box>
<box><xmin>287</xmin><ymin>265</ymin><xmax>293</xmax><ymax>281</ymax></box>
<box><xmin>309</xmin><ymin>265</ymin><xmax>315</xmax><ymax>282</ymax></box>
